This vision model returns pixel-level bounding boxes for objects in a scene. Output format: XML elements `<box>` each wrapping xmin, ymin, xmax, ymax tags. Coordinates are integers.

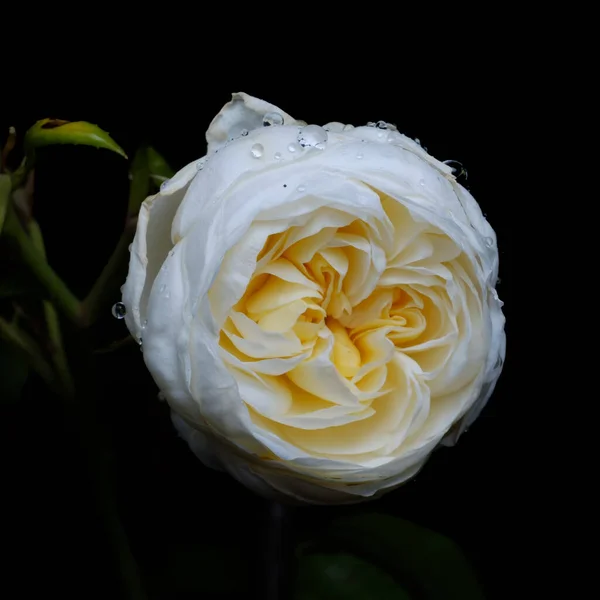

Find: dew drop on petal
<box><xmin>419</xmin><ymin>179</ymin><xmax>426</xmax><ymax>187</ymax></box>
<box><xmin>356</xmin><ymin>152</ymin><xmax>364</xmax><ymax>159</ymax></box>
<box><xmin>297</xmin><ymin>125</ymin><xmax>328</xmax><ymax>149</ymax></box>
<box><xmin>274</xmin><ymin>152</ymin><xmax>282</xmax><ymax>160</ymax></box>
<box><xmin>263</xmin><ymin>112</ymin><xmax>284</xmax><ymax>127</ymax></box>
<box><xmin>323</xmin><ymin>122</ymin><xmax>344</xmax><ymax>133</ymax></box>
<box><xmin>251</xmin><ymin>143</ymin><xmax>264</xmax><ymax>158</ymax></box>
<box><xmin>196</xmin><ymin>157</ymin><xmax>207</xmax><ymax>171</ymax></box>
<box><xmin>297</xmin><ymin>184</ymin><xmax>306</xmax><ymax>192</ymax></box>
<box><xmin>343</xmin><ymin>124</ymin><xmax>355</xmax><ymax>131</ymax></box>
<box><xmin>159</xmin><ymin>284</ymin><xmax>167</xmax><ymax>293</ymax></box>
<box><xmin>484</xmin><ymin>236</ymin><xmax>494</xmax><ymax>248</ymax></box>
<box><xmin>240</xmin><ymin>129</ymin><xmax>249</xmax><ymax>137</ymax></box>
<box><xmin>288</xmin><ymin>142</ymin><xmax>301</xmax><ymax>153</ymax></box>
<box><xmin>111</xmin><ymin>302</ymin><xmax>126</xmax><ymax>319</ymax></box>
<box><xmin>160</xmin><ymin>180</ymin><xmax>169</xmax><ymax>191</ymax></box>
<box><xmin>444</xmin><ymin>160</ymin><xmax>468</xmax><ymax>180</ymax></box>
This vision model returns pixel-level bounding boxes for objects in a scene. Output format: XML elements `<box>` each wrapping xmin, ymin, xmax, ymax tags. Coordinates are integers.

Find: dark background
<box><xmin>2</xmin><ymin>73</ymin><xmax>531</xmax><ymax>599</ymax></box>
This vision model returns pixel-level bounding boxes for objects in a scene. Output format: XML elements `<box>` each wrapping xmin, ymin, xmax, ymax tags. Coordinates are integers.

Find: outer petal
<box><xmin>121</xmin><ymin>158</ymin><xmax>199</xmax><ymax>340</ymax></box>
<box><xmin>206</xmin><ymin>92</ymin><xmax>296</xmax><ymax>154</ymax></box>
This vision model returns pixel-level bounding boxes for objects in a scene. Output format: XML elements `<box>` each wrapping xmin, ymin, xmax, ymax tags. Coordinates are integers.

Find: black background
<box><xmin>2</xmin><ymin>69</ymin><xmax>533</xmax><ymax>599</ymax></box>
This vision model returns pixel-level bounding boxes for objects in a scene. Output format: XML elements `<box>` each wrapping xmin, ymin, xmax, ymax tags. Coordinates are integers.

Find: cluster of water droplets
<box><xmin>247</xmin><ymin>120</ymin><xmax>330</xmax><ymax>162</ymax></box>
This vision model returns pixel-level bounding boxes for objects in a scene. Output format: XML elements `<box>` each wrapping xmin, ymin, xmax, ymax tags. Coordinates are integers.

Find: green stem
<box><xmin>0</xmin><ymin>316</ymin><xmax>56</xmax><ymax>389</ymax></box>
<box><xmin>23</xmin><ymin>222</ymin><xmax>147</xmax><ymax>599</ymax></box>
<box><xmin>3</xmin><ymin>203</ymin><xmax>83</xmax><ymax>326</ymax></box>
<box><xmin>28</xmin><ymin>220</ymin><xmax>75</xmax><ymax>398</ymax></box>
<box><xmin>82</xmin><ymin>217</ymin><xmax>137</xmax><ymax>326</ymax></box>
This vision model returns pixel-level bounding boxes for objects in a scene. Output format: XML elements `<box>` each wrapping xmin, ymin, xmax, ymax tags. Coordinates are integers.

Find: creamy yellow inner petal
<box><xmin>212</xmin><ymin>190</ymin><xmax>483</xmax><ymax>465</ymax></box>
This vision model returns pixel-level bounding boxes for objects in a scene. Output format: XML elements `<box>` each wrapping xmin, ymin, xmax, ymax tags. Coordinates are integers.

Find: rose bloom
<box><xmin>122</xmin><ymin>93</ymin><xmax>505</xmax><ymax>504</ymax></box>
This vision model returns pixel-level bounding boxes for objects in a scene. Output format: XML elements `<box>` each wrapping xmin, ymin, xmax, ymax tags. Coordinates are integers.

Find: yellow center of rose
<box><xmin>211</xmin><ymin>192</ymin><xmax>473</xmax><ymax>462</ymax></box>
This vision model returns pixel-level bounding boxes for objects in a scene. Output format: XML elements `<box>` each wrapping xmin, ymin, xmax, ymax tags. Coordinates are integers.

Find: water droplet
<box><xmin>323</xmin><ymin>122</ymin><xmax>344</xmax><ymax>133</ymax></box>
<box><xmin>111</xmin><ymin>302</ymin><xmax>126</xmax><ymax>319</ymax></box>
<box><xmin>297</xmin><ymin>184</ymin><xmax>306</xmax><ymax>192</ymax></box>
<box><xmin>343</xmin><ymin>124</ymin><xmax>355</xmax><ymax>131</ymax></box>
<box><xmin>142</xmin><ymin>319</ymin><xmax>147</xmax><ymax>330</ymax></box>
<box><xmin>419</xmin><ymin>179</ymin><xmax>426</xmax><ymax>187</ymax></box>
<box><xmin>484</xmin><ymin>237</ymin><xmax>494</xmax><ymax>248</ymax></box>
<box><xmin>274</xmin><ymin>152</ymin><xmax>282</xmax><ymax>160</ymax></box>
<box><xmin>263</xmin><ymin>112</ymin><xmax>284</xmax><ymax>127</ymax></box>
<box><xmin>377</xmin><ymin>131</ymin><xmax>385</xmax><ymax>139</ymax></box>
<box><xmin>375</xmin><ymin>120</ymin><xmax>397</xmax><ymax>131</ymax></box>
<box><xmin>160</xmin><ymin>180</ymin><xmax>170</xmax><ymax>191</ymax></box>
<box><xmin>287</xmin><ymin>142</ymin><xmax>301</xmax><ymax>153</ymax></box>
<box><xmin>367</xmin><ymin>121</ymin><xmax>377</xmax><ymax>127</ymax></box>
<box><xmin>356</xmin><ymin>152</ymin><xmax>364</xmax><ymax>159</ymax></box>
<box><xmin>297</xmin><ymin>125</ymin><xmax>328</xmax><ymax>149</ymax></box>
<box><xmin>240</xmin><ymin>129</ymin><xmax>249</xmax><ymax>137</ymax></box>
<box><xmin>444</xmin><ymin>160</ymin><xmax>468</xmax><ymax>180</ymax></box>
<box><xmin>196</xmin><ymin>157</ymin><xmax>207</xmax><ymax>171</ymax></box>
<box><xmin>251</xmin><ymin>143</ymin><xmax>264</xmax><ymax>158</ymax></box>
<box><xmin>159</xmin><ymin>284</ymin><xmax>167</xmax><ymax>293</ymax></box>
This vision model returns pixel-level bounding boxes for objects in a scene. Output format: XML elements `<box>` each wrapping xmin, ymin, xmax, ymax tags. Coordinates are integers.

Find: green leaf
<box><xmin>24</xmin><ymin>119</ymin><xmax>127</xmax><ymax>159</ymax></box>
<box><xmin>0</xmin><ymin>338</ymin><xmax>30</xmax><ymax>404</ymax></box>
<box><xmin>0</xmin><ymin>174</ymin><xmax>10</xmax><ymax>236</ymax></box>
<box><xmin>147</xmin><ymin>146</ymin><xmax>175</xmax><ymax>187</ymax></box>
<box><xmin>295</xmin><ymin>552</ymin><xmax>412</xmax><ymax>600</ymax></box>
<box><xmin>127</xmin><ymin>146</ymin><xmax>150</xmax><ymax>216</ymax></box>
<box><xmin>0</xmin><ymin>272</ymin><xmax>45</xmax><ymax>298</ymax></box>
<box><xmin>325</xmin><ymin>513</ymin><xmax>485</xmax><ymax>600</ymax></box>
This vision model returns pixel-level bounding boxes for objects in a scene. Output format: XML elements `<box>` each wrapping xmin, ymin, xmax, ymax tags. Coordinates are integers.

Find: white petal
<box><xmin>206</xmin><ymin>92</ymin><xmax>296</xmax><ymax>154</ymax></box>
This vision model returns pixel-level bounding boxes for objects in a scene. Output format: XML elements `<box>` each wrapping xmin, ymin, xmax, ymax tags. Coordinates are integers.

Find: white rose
<box><xmin>122</xmin><ymin>92</ymin><xmax>505</xmax><ymax>504</ymax></box>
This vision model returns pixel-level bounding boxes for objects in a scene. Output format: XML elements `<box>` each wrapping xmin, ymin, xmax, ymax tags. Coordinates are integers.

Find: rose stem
<box><xmin>265</xmin><ymin>501</ymin><xmax>294</xmax><ymax>599</ymax></box>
